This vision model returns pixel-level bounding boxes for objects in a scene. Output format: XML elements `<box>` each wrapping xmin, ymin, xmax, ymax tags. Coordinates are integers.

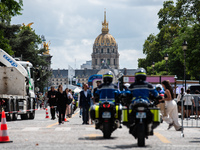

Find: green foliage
<box><xmin>0</xmin><ymin>0</ymin><xmax>51</xmax><ymax>92</ymax></box>
<box><xmin>0</xmin><ymin>0</ymin><xmax>23</xmax><ymax>24</ymax></box>
<box><xmin>139</xmin><ymin>0</ymin><xmax>200</xmax><ymax>80</ymax></box>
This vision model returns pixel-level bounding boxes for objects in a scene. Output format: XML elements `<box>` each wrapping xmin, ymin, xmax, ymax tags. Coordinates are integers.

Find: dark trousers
<box><xmin>82</xmin><ymin>107</ymin><xmax>89</xmax><ymax>124</ymax></box>
<box><xmin>50</xmin><ymin>107</ymin><xmax>55</xmax><ymax>119</ymax></box>
<box><xmin>58</xmin><ymin>106</ymin><xmax>66</xmax><ymax>123</ymax></box>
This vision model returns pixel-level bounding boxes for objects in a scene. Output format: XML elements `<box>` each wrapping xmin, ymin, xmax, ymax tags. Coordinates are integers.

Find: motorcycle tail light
<box><xmin>103</xmin><ymin>104</ymin><xmax>111</xmax><ymax>108</ymax></box>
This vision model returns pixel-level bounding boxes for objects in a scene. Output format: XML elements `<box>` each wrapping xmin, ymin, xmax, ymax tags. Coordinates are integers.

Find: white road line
<box><xmin>22</xmin><ymin>127</ymin><xmax>40</xmax><ymax>131</ymax></box>
<box><xmin>55</xmin><ymin>127</ymin><xmax>71</xmax><ymax>131</ymax></box>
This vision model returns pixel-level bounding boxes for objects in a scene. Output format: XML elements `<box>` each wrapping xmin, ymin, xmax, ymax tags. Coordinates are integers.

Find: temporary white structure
<box><xmin>74</xmin><ymin>87</ymin><xmax>82</xmax><ymax>93</ymax></box>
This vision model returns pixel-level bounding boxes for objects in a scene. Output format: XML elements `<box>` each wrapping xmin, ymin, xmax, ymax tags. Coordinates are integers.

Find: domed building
<box><xmin>50</xmin><ymin>11</ymin><xmax>136</xmax><ymax>88</ymax></box>
<box><xmin>91</xmin><ymin>11</ymin><xmax>119</xmax><ymax>69</ymax></box>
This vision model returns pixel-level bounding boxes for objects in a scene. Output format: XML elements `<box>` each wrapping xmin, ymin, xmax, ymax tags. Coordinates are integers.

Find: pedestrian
<box><xmin>193</xmin><ymin>90</ymin><xmax>200</xmax><ymax>119</ymax></box>
<box><xmin>56</xmin><ymin>85</ymin><xmax>68</xmax><ymax>125</ymax></box>
<box><xmin>43</xmin><ymin>92</ymin><xmax>49</xmax><ymax>109</ymax></box>
<box><xmin>79</xmin><ymin>83</ymin><xmax>92</xmax><ymax>125</ymax></box>
<box><xmin>93</xmin><ymin>81</ymin><xmax>102</xmax><ymax>103</ymax></box>
<box><xmin>67</xmin><ymin>89</ymin><xmax>73</xmax><ymax>118</ymax></box>
<box><xmin>160</xmin><ymin>80</ymin><xmax>182</xmax><ymax>131</ymax></box>
<box><xmin>183</xmin><ymin>89</ymin><xmax>195</xmax><ymax>120</ymax></box>
<box><xmin>47</xmin><ymin>85</ymin><xmax>57</xmax><ymax>120</ymax></box>
<box><xmin>37</xmin><ymin>92</ymin><xmax>43</xmax><ymax>109</ymax></box>
<box><xmin>177</xmin><ymin>88</ymin><xmax>185</xmax><ymax>114</ymax></box>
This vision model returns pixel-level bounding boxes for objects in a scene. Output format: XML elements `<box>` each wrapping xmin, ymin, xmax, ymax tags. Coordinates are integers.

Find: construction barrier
<box><xmin>179</xmin><ymin>94</ymin><xmax>200</xmax><ymax>137</ymax></box>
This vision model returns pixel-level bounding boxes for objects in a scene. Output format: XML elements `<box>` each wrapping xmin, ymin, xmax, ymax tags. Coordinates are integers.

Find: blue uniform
<box><xmin>95</xmin><ymin>83</ymin><xmax>120</xmax><ymax>104</ymax></box>
<box><xmin>128</xmin><ymin>81</ymin><xmax>158</xmax><ymax>103</ymax></box>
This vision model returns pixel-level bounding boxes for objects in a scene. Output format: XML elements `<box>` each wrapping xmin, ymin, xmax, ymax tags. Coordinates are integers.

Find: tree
<box><xmin>0</xmin><ymin>0</ymin><xmax>23</xmax><ymax>24</ymax></box>
<box><xmin>139</xmin><ymin>0</ymin><xmax>200</xmax><ymax>80</ymax></box>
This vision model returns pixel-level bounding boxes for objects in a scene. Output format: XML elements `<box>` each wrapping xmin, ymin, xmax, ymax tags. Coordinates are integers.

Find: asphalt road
<box><xmin>1</xmin><ymin>107</ymin><xmax>200</xmax><ymax>150</ymax></box>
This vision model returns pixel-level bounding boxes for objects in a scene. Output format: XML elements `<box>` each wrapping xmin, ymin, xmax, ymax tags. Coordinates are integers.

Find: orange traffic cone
<box><xmin>64</xmin><ymin>118</ymin><xmax>68</xmax><ymax>122</ymax></box>
<box><xmin>45</xmin><ymin>108</ymin><xmax>50</xmax><ymax>119</ymax></box>
<box><xmin>0</xmin><ymin>111</ymin><xmax>12</xmax><ymax>143</ymax></box>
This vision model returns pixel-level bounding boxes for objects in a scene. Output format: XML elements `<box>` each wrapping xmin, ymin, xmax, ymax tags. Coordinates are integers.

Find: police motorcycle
<box><xmin>121</xmin><ymin>68</ymin><xmax>162</xmax><ymax>147</ymax></box>
<box><xmin>90</xmin><ymin>72</ymin><xmax>122</xmax><ymax>139</ymax></box>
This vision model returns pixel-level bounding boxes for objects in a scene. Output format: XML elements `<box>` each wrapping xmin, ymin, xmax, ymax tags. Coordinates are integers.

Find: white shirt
<box><xmin>183</xmin><ymin>94</ymin><xmax>194</xmax><ymax>105</ymax></box>
<box><xmin>84</xmin><ymin>90</ymin><xmax>87</xmax><ymax>97</ymax></box>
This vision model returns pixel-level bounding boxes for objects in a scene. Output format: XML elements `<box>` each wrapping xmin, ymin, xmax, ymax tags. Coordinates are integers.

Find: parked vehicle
<box><xmin>0</xmin><ymin>49</ymin><xmax>38</xmax><ymax>121</ymax></box>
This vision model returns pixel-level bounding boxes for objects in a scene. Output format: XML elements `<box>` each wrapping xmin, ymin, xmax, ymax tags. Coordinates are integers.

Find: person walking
<box><xmin>183</xmin><ymin>89</ymin><xmax>195</xmax><ymax>120</ymax></box>
<box><xmin>177</xmin><ymin>88</ymin><xmax>185</xmax><ymax>114</ymax></box>
<box><xmin>79</xmin><ymin>84</ymin><xmax>92</xmax><ymax>125</ymax></box>
<box><xmin>56</xmin><ymin>85</ymin><xmax>68</xmax><ymax>125</ymax></box>
<box><xmin>47</xmin><ymin>86</ymin><xmax>57</xmax><ymax>120</ymax></box>
<box><xmin>193</xmin><ymin>90</ymin><xmax>200</xmax><ymax>119</ymax></box>
<box><xmin>160</xmin><ymin>80</ymin><xmax>182</xmax><ymax>131</ymax></box>
<box><xmin>43</xmin><ymin>92</ymin><xmax>49</xmax><ymax>109</ymax></box>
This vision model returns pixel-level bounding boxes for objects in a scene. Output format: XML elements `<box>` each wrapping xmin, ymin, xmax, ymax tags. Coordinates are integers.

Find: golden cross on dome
<box><xmin>102</xmin><ymin>9</ymin><xmax>109</xmax><ymax>34</ymax></box>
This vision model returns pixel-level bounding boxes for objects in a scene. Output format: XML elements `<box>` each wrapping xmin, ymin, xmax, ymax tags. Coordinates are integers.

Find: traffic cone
<box><xmin>45</xmin><ymin>108</ymin><xmax>50</xmax><ymax>119</ymax></box>
<box><xmin>0</xmin><ymin>111</ymin><xmax>12</xmax><ymax>143</ymax></box>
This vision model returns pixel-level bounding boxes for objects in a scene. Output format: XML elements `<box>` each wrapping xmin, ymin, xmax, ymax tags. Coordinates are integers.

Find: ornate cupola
<box><xmin>91</xmin><ymin>10</ymin><xmax>119</xmax><ymax>70</ymax></box>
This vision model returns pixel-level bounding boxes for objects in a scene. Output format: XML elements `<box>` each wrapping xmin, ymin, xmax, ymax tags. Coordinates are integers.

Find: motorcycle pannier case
<box><xmin>89</xmin><ymin>104</ymin><xmax>99</xmax><ymax>120</ymax></box>
<box><xmin>150</xmin><ymin>107</ymin><xmax>160</xmax><ymax>128</ymax></box>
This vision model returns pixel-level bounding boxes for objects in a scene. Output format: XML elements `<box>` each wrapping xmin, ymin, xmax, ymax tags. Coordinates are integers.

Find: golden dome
<box><xmin>94</xmin><ymin>10</ymin><xmax>117</xmax><ymax>47</ymax></box>
<box><xmin>94</xmin><ymin>33</ymin><xmax>117</xmax><ymax>46</ymax></box>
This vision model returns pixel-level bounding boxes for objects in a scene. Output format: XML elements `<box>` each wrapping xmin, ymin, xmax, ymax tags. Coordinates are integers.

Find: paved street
<box><xmin>1</xmin><ymin>108</ymin><xmax>200</xmax><ymax>150</ymax></box>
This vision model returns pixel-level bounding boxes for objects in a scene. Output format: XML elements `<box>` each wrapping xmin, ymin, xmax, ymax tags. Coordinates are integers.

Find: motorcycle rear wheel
<box><xmin>137</xmin><ymin>125</ymin><xmax>145</xmax><ymax>147</ymax></box>
<box><xmin>103</xmin><ymin>122</ymin><xmax>111</xmax><ymax>139</ymax></box>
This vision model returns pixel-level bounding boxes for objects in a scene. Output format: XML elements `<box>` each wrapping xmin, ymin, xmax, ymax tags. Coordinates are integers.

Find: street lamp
<box><xmin>182</xmin><ymin>40</ymin><xmax>187</xmax><ymax>91</ymax></box>
<box><xmin>152</xmin><ymin>62</ymin><xmax>155</xmax><ymax>75</ymax></box>
<box><xmin>164</xmin><ymin>53</ymin><xmax>169</xmax><ymax>74</ymax></box>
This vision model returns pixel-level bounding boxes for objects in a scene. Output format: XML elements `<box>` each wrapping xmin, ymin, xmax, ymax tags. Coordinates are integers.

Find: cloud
<box><xmin>119</xmin><ymin>49</ymin><xmax>145</xmax><ymax>69</ymax></box>
<box><xmin>11</xmin><ymin>0</ymin><xmax>169</xmax><ymax>70</ymax></box>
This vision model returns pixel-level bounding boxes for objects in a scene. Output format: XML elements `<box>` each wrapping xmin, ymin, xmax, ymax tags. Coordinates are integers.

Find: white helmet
<box><xmin>156</xmin><ymin>84</ymin><xmax>162</xmax><ymax>89</ymax></box>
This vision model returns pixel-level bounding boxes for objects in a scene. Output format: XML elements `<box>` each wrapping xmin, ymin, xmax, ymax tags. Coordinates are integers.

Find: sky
<box><xmin>11</xmin><ymin>0</ymin><xmax>170</xmax><ymax>70</ymax></box>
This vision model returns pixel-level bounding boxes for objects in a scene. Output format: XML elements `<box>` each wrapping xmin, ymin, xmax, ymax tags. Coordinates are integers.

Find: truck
<box><xmin>0</xmin><ymin>48</ymin><xmax>36</xmax><ymax>121</ymax></box>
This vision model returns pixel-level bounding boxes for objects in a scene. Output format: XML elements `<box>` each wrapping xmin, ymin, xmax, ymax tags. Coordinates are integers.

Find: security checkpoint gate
<box><xmin>180</xmin><ymin>94</ymin><xmax>200</xmax><ymax>137</ymax></box>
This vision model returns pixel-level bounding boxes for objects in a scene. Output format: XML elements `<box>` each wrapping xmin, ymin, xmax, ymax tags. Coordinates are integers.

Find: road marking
<box><xmin>154</xmin><ymin>132</ymin><xmax>171</xmax><ymax>143</ymax></box>
<box><xmin>84</xmin><ymin>134</ymin><xmax>102</xmax><ymax>139</ymax></box>
<box><xmin>46</xmin><ymin>110</ymin><xmax>79</xmax><ymax>128</ymax></box>
<box><xmin>46</xmin><ymin>122</ymin><xmax>58</xmax><ymax>128</ymax></box>
<box><xmin>55</xmin><ymin>127</ymin><xmax>71</xmax><ymax>131</ymax></box>
<box><xmin>22</xmin><ymin>127</ymin><xmax>40</xmax><ymax>131</ymax></box>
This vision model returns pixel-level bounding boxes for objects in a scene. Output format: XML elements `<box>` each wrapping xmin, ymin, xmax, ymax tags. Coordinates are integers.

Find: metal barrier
<box><xmin>180</xmin><ymin>94</ymin><xmax>200</xmax><ymax>137</ymax></box>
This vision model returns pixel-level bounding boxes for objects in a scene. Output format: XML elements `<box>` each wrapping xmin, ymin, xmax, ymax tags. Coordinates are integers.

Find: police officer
<box><xmin>128</xmin><ymin>68</ymin><xmax>158</xmax><ymax>103</ymax></box>
<box><xmin>47</xmin><ymin>85</ymin><xmax>57</xmax><ymax>120</ymax></box>
<box><xmin>95</xmin><ymin>71</ymin><xmax>120</xmax><ymax>104</ymax></box>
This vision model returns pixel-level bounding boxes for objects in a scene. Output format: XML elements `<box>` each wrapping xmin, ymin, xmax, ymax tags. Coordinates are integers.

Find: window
<box><xmin>107</xmin><ymin>48</ymin><xmax>109</xmax><ymax>53</ymax></box>
<box><xmin>113</xmin><ymin>49</ymin><xmax>115</xmax><ymax>53</ymax></box>
<box><xmin>107</xmin><ymin>59</ymin><xmax>110</xmax><ymax>65</ymax></box>
<box><xmin>60</xmin><ymin>79</ymin><xmax>62</xmax><ymax>81</ymax></box>
<box><xmin>114</xmin><ymin>59</ymin><xmax>115</xmax><ymax>65</ymax></box>
<box><xmin>101</xmin><ymin>48</ymin><xmax>103</xmax><ymax>53</ymax></box>
<box><xmin>52</xmin><ymin>79</ymin><xmax>54</xmax><ymax>81</ymax></box>
<box><xmin>95</xmin><ymin>59</ymin><xmax>97</xmax><ymax>65</ymax></box>
<box><xmin>96</xmin><ymin>49</ymin><xmax>98</xmax><ymax>53</ymax></box>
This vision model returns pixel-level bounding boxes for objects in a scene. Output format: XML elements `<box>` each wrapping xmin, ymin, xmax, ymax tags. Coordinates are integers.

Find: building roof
<box><xmin>52</xmin><ymin>68</ymin><xmax>136</xmax><ymax>79</ymax></box>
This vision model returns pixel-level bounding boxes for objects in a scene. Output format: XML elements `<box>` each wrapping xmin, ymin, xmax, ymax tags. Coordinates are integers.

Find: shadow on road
<box><xmin>104</xmin><ymin>144</ymin><xmax>151</xmax><ymax>149</ymax></box>
<box><xmin>79</xmin><ymin>136</ymin><xmax>118</xmax><ymax>140</ymax></box>
<box><xmin>189</xmin><ymin>138</ymin><xmax>200</xmax><ymax>143</ymax></box>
